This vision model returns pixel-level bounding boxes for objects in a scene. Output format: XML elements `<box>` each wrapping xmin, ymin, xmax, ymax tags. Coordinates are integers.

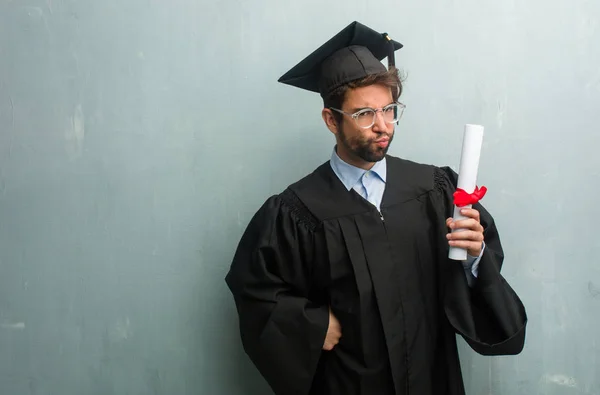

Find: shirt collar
<box><xmin>330</xmin><ymin>147</ymin><xmax>387</xmax><ymax>191</ymax></box>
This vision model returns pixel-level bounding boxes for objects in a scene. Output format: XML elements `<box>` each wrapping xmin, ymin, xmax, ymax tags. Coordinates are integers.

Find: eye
<box><xmin>383</xmin><ymin>105</ymin><xmax>396</xmax><ymax>114</ymax></box>
<box><xmin>355</xmin><ymin>109</ymin><xmax>374</xmax><ymax>119</ymax></box>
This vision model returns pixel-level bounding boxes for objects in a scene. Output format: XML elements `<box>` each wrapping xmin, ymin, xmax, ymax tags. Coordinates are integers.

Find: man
<box><xmin>225</xmin><ymin>21</ymin><xmax>527</xmax><ymax>395</ymax></box>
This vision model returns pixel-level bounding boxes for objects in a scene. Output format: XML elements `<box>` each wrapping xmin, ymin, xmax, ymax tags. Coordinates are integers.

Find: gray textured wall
<box><xmin>0</xmin><ymin>1</ymin><xmax>598</xmax><ymax>394</ymax></box>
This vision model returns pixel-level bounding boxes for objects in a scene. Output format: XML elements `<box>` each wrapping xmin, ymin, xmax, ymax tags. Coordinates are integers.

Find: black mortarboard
<box><xmin>278</xmin><ymin>21</ymin><xmax>403</xmax><ymax>98</ymax></box>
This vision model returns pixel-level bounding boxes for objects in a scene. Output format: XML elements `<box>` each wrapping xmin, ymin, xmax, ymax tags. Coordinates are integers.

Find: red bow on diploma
<box><xmin>453</xmin><ymin>186</ymin><xmax>488</xmax><ymax>207</ymax></box>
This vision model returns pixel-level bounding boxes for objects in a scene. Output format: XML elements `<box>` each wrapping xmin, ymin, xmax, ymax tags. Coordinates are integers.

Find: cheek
<box><xmin>346</xmin><ymin>129</ymin><xmax>366</xmax><ymax>145</ymax></box>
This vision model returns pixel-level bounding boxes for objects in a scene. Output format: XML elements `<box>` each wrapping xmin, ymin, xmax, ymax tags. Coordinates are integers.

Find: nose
<box><xmin>371</xmin><ymin>110</ymin><xmax>387</xmax><ymax>132</ymax></box>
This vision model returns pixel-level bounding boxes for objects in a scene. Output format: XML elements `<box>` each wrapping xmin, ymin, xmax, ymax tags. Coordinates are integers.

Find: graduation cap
<box><xmin>278</xmin><ymin>21</ymin><xmax>403</xmax><ymax>98</ymax></box>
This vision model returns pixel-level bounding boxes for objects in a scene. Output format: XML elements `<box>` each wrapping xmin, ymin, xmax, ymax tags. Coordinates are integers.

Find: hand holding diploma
<box><xmin>446</xmin><ymin>208</ymin><xmax>484</xmax><ymax>257</ymax></box>
<box><xmin>447</xmin><ymin>124</ymin><xmax>487</xmax><ymax>260</ymax></box>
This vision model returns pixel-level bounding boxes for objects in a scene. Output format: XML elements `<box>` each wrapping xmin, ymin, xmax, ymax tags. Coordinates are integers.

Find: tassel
<box><xmin>383</xmin><ymin>33</ymin><xmax>395</xmax><ymax>68</ymax></box>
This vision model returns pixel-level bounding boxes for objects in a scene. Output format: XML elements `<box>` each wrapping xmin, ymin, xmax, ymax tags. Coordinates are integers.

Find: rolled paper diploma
<box><xmin>448</xmin><ymin>124</ymin><xmax>484</xmax><ymax>261</ymax></box>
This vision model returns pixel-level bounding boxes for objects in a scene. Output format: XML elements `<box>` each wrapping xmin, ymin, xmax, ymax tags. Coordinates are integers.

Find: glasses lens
<box><xmin>383</xmin><ymin>104</ymin><xmax>401</xmax><ymax>123</ymax></box>
<box><xmin>355</xmin><ymin>109</ymin><xmax>376</xmax><ymax>128</ymax></box>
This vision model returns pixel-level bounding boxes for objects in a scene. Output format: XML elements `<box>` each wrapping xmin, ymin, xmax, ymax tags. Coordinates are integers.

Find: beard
<box><xmin>338</xmin><ymin>125</ymin><xmax>394</xmax><ymax>163</ymax></box>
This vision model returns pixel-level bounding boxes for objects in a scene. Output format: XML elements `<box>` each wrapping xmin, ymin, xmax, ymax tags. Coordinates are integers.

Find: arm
<box><xmin>447</xmin><ymin>209</ymin><xmax>486</xmax><ymax>286</ymax></box>
<box><xmin>434</xmin><ymin>166</ymin><xmax>528</xmax><ymax>356</ymax></box>
<box><xmin>461</xmin><ymin>244</ymin><xmax>485</xmax><ymax>287</ymax></box>
<box><xmin>225</xmin><ymin>194</ymin><xmax>329</xmax><ymax>395</ymax></box>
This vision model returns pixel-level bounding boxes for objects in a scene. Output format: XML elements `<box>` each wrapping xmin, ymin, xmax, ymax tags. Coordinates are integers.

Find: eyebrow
<box><xmin>348</xmin><ymin>102</ymin><xmax>395</xmax><ymax>113</ymax></box>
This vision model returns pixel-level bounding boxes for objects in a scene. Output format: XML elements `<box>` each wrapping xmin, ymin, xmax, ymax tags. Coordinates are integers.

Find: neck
<box><xmin>335</xmin><ymin>145</ymin><xmax>375</xmax><ymax>170</ymax></box>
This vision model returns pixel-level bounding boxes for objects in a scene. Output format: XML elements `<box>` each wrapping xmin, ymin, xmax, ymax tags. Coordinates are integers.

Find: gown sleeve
<box><xmin>431</xmin><ymin>166</ymin><xmax>528</xmax><ymax>356</ymax></box>
<box><xmin>225</xmin><ymin>192</ymin><xmax>329</xmax><ymax>395</ymax></box>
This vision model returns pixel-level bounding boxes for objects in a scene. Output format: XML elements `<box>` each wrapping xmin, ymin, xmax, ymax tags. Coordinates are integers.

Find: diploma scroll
<box><xmin>448</xmin><ymin>124</ymin><xmax>484</xmax><ymax>261</ymax></box>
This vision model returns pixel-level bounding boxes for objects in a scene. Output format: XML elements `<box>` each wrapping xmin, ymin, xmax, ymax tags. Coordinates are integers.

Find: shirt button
<box><xmin>364</xmin><ymin>172</ymin><xmax>369</xmax><ymax>178</ymax></box>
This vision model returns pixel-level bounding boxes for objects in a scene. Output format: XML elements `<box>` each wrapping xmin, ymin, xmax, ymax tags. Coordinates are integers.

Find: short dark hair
<box><xmin>323</xmin><ymin>67</ymin><xmax>404</xmax><ymax>124</ymax></box>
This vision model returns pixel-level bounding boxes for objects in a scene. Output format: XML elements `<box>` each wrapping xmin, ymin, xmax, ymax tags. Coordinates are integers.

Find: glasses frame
<box><xmin>329</xmin><ymin>102</ymin><xmax>406</xmax><ymax>129</ymax></box>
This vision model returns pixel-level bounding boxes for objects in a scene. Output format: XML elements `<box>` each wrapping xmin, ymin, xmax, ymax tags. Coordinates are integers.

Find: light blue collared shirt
<box><xmin>329</xmin><ymin>148</ymin><xmax>483</xmax><ymax>284</ymax></box>
<box><xmin>329</xmin><ymin>147</ymin><xmax>387</xmax><ymax>212</ymax></box>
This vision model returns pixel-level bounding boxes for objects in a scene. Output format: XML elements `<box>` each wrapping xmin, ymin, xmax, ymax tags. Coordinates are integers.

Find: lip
<box><xmin>374</xmin><ymin>139</ymin><xmax>389</xmax><ymax>147</ymax></box>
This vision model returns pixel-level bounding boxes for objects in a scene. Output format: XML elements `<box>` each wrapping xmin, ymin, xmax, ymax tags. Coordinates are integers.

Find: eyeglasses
<box><xmin>330</xmin><ymin>102</ymin><xmax>406</xmax><ymax>129</ymax></box>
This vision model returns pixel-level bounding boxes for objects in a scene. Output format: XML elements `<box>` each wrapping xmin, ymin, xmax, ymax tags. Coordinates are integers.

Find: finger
<box><xmin>449</xmin><ymin>218</ymin><xmax>476</xmax><ymax>230</ymax></box>
<box><xmin>447</xmin><ymin>230</ymin><xmax>484</xmax><ymax>242</ymax></box>
<box><xmin>324</xmin><ymin>337</ymin><xmax>339</xmax><ymax>350</ymax></box>
<box><xmin>459</xmin><ymin>208</ymin><xmax>480</xmax><ymax>222</ymax></box>
<box><xmin>447</xmin><ymin>239</ymin><xmax>482</xmax><ymax>252</ymax></box>
<box><xmin>327</xmin><ymin>337</ymin><xmax>339</xmax><ymax>347</ymax></box>
<box><xmin>450</xmin><ymin>218</ymin><xmax>483</xmax><ymax>232</ymax></box>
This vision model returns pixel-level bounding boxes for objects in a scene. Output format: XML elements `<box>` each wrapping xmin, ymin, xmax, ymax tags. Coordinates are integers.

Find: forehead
<box><xmin>343</xmin><ymin>84</ymin><xmax>394</xmax><ymax>110</ymax></box>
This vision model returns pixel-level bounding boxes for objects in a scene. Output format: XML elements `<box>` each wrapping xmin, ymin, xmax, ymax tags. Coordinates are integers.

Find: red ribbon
<box><xmin>453</xmin><ymin>186</ymin><xmax>487</xmax><ymax>207</ymax></box>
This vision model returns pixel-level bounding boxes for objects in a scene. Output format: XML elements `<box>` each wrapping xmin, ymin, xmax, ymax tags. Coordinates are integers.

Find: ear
<box><xmin>322</xmin><ymin>108</ymin><xmax>339</xmax><ymax>136</ymax></box>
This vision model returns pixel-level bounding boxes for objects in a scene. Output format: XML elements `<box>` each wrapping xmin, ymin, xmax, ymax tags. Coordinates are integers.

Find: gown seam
<box><xmin>278</xmin><ymin>188</ymin><xmax>320</xmax><ymax>232</ymax></box>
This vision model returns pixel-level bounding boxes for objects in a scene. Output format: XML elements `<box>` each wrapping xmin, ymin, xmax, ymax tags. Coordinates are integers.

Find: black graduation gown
<box><xmin>225</xmin><ymin>155</ymin><xmax>527</xmax><ymax>395</ymax></box>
